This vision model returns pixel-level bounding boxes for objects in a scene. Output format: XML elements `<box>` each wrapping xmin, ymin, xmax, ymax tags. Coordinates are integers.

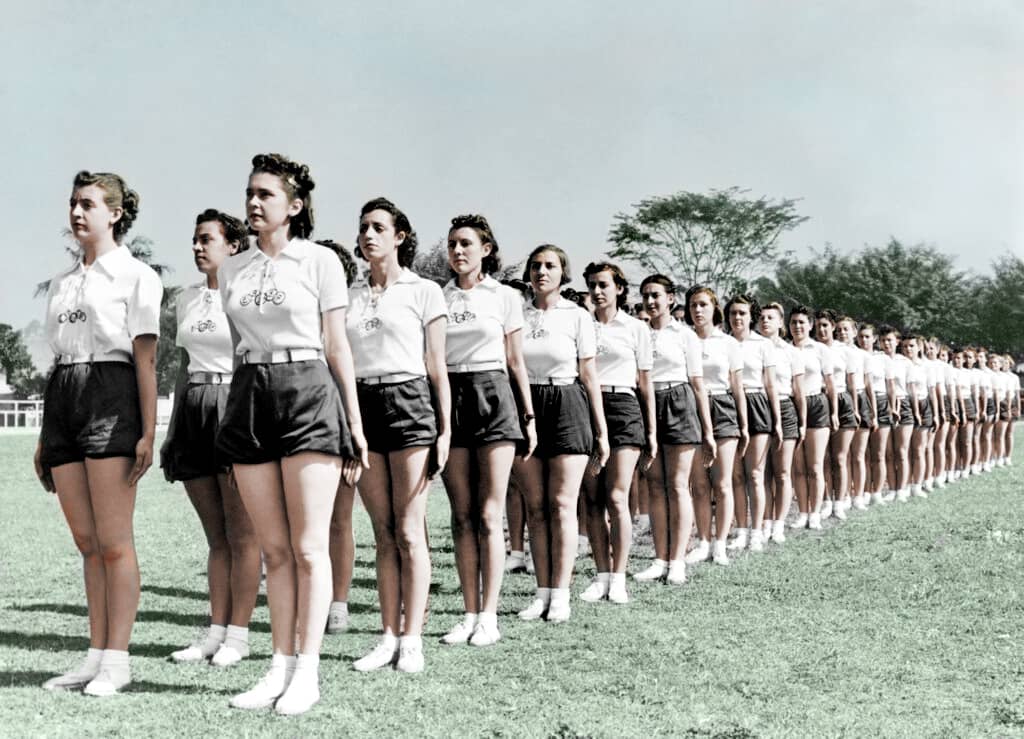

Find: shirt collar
<box><xmin>353</xmin><ymin>267</ymin><xmax>421</xmax><ymax>289</ymax></box>
<box><xmin>444</xmin><ymin>275</ymin><xmax>499</xmax><ymax>293</ymax></box>
<box><xmin>87</xmin><ymin>245</ymin><xmax>134</xmax><ymax>279</ymax></box>
<box><xmin>242</xmin><ymin>237</ymin><xmax>311</xmax><ymax>265</ymax></box>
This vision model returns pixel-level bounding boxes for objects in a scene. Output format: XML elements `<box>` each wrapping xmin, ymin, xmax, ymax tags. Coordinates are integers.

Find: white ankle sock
<box><xmin>224</xmin><ymin>625</ymin><xmax>249</xmax><ymax>647</ymax></box>
<box><xmin>101</xmin><ymin>649</ymin><xmax>129</xmax><ymax>668</ymax></box>
<box><xmin>477</xmin><ymin>612</ymin><xmax>497</xmax><ymax>629</ymax></box>
<box><xmin>536</xmin><ymin>587</ymin><xmax>552</xmax><ymax>604</ymax></box>
<box><xmin>549</xmin><ymin>588</ymin><xmax>570</xmax><ymax>607</ymax></box>
<box><xmin>400</xmin><ymin>634</ymin><xmax>422</xmax><ymax>650</ymax></box>
<box><xmin>609</xmin><ymin>573</ymin><xmax>626</xmax><ymax>587</ymax></box>
<box><xmin>85</xmin><ymin>647</ymin><xmax>103</xmax><ymax>669</ymax></box>
<box><xmin>294</xmin><ymin>653</ymin><xmax>318</xmax><ymax>674</ymax></box>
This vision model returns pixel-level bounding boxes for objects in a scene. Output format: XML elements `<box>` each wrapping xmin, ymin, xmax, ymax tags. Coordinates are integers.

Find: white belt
<box><xmin>601</xmin><ymin>385</ymin><xmax>635</xmax><ymax>395</ymax></box>
<box><xmin>358</xmin><ymin>372</ymin><xmax>421</xmax><ymax>386</ymax></box>
<box><xmin>653</xmin><ymin>380</ymin><xmax>687</xmax><ymax>391</ymax></box>
<box><xmin>188</xmin><ymin>371</ymin><xmax>233</xmax><ymax>385</ymax></box>
<box><xmin>56</xmin><ymin>350</ymin><xmax>132</xmax><ymax>365</ymax></box>
<box><xmin>708</xmin><ymin>390</ymin><xmax>732</xmax><ymax>397</ymax></box>
<box><xmin>530</xmin><ymin>376</ymin><xmax>576</xmax><ymax>386</ymax></box>
<box><xmin>447</xmin><ymin>360</ymin><xmax>505</xmax><ymax>374</ymax></box>
<box><xmin>242</xmin><ymin>349</ymin><xmax>323</xmax><ymax>364</ymax></box>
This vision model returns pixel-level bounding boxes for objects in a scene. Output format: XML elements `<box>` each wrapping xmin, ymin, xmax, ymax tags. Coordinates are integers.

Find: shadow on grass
<box><xmin>141</xmin><ymin>584</ymin><xmax>268</xmax><ymax>609</ymax></box>
<box><xmin>9</xmin><ymin>604</ymin><xmax>271</xmax><ymax>632</ymax></box>
<box><xmin>0</xmin><ymin>631</ymin><xmax>171</xmax><ymax>658</ymax></box>
<box><xmin>0</xmin><ymin>670</ymin><xmax>61</xmax><ymax>688</ymax></box>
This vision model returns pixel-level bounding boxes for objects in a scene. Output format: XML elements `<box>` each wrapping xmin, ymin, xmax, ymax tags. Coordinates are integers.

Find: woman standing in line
<box><xmin>725</xmin><ymin>294</ymin><xmax>780</xmax><ymax>553</ymax></box>
<box><xmin>815</xmin><ymin>309</ymin><xmax>855</xmax><ymax>519</ymax></box>
<box><xmin>977</xmin><ymin>350</ymin><xmax>996</xmax><ymax>472</ymax></box>
<box><xmin>879</xmin><ymin>326</ymin><xmax>912</xmax><ymax>501</ymax></box>
<box><xmin>684</xmin><ymin>286</ymin><xmax>747</xmax><ymax>565</ymax></box>
<box><xmin>858</xmin><ymin>323</ymin><xmax>895</xmax><ymax>505</ymax></box>
<box><xmin>579</xmin><ymin>262</ymin><xmax>655</xmax><ymax>604</ymax></box>
<box><xmin>217</xmin><ymin>154</ymin><xmax>365</xmax><ymax>714</ymax></box>
<box><xmin>788</xmin><ymin>306</ymin><xmax>836</xmax><ymax>530</ymax></box>
<box><xmin>36</xmin><ymin>171</ymin><xmax>162</xmax><ymax>696</ymax></box>
<box><xmin>757</xmin><ymin>302</ymin><xmax>804</xmax><ymax>542</ymax></box>
<box><xmin>952</xmin><ymin>349</ymin><xmax>976</xmax><ymax>480</ymax></box>
<box><xmin>438</xmin><ymin>214</ymin><xmax>535</xmax><ymax>646</ymax></box>
<box><xmin>515</xmin><ymin>245</ymin><xmax>608</xmax><ymax>623</ymax></box>
<box><xmin>633</xmin><ymin>275</ymin><xmax>714</xmax><ymax>584</ymax></box>
<box><xmin>345</xmin><ymin>197</ymin><xmax>450</xmax><ymax>673</ymax></box>
<box><xmin>922</xmin><ymin>338</ymin><xmax>948</xmax><ymax>490</ymax></box>
<box><xmin>936</xmin><ymin>345</ymin><xmax>959</xmax><ymax>486</ymax></box>
<box><xmin>903</xmin><ymin>335</ymin><xmax>936</xmax><ymax>499</ymax></box>
<box><xmin>1001</xmin><ymin>354</ymin><xmax>1020</xmax><ymax>465</ymax></box>
<box><xmin>162</xmin><ymin>209</ymin><xmax>260</xmax><ymax>667</ymax></box>
<box><xmin>838</xmin><ymin>316</ymin><xmax>874</xmax><ymax>511</ymax></box>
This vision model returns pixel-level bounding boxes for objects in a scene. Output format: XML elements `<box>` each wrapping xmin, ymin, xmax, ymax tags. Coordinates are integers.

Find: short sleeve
<box><xmin>126</xmin><ymin>266</ymin><xmax>163</xmax><ymax>339</ymax></box>
<box><xmin>685</xmin><ymin>332</ymin><xmax>703</xmax><ymax>378</ymax></box>
<box><xmin>174</xmin><ymin>289</ymin><xmax>187</xmax><ymax>349</ymax></box>
<box><xmin>761</xmin><ymin>340</ymin><xmax>776</xmax><ymax>368</ymax></box>
<box><xmin>790</xmin><ymin>346</ymin><xmax>805</xmax><ymax>377</ymax></box>
<box><xmin>576</xmin><ymin>308</ymin><xmax>597</xmax><ymax>359</ymax></box>
<box><xmin>420</xmin><ymin>280</ymin><xmax>447</xmax><ymax>326</ymax></box>
<box><xmin>316</xmin><ymin>250</ymin><xmax>349</xmax><ymax>312</ymax></box>
<box><xmin>819</xmin><ymin>345</ymin><xmax>834</xmax><ymax>376</ymax></box>
<box><xmin>635</xmin><ymin>321</ymin><xmax>653</xmax><ymax>371</ymax></box>
<box><xmin>502</xmin><ymin>286</ymin><xmax>524</xmax><ymax>334</ymax></box>
<box><xmin>728</xmin><ymin>338</ymin><xmax>743</xmax><ymax>373</ymax></box>
<box><xmin>885</xmin><ymin>358</ymin><xmax>896</xmax><ymax>379</ymax></box>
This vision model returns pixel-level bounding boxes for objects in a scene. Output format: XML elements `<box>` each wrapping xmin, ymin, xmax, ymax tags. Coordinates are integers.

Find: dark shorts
<box><xmin>916</xmin><ymin>396</ymin><xmax>934</xmax><ymax>430</ymax></box>
<box><xmin>837</xmin><ymin>391</ymin><xmax>857</xmax><ymax>429</ymax></box>
<box><xmin>745</xmin><ymin>390</ymin><xmax>773</xmax><ymax>435</ymax></box>
<box><xmin>779</xmin><ymin>396</ymin><xmax>799</xmax><ymax>440</ymax></box>
<box><xmin>895</xmin><ymin>398</ymin><xmax>915</xmax><ymax>427</ymax></box>
<box><xmin>985</xmin><ymin>397</ymin><xmax>996</xmax><ymax>420</ymax></box>
<box><xmin>1000</xmin><ymin>399</ymin><xmax>1011</xmax><ymax>422</ymax></box>
<box><xmin>806</xmin><ymin>393</ymin><xmax>830</xmax><ymax>429</ymax></box>
<box><xmin>217</xmin><ymin>360</ymin><xmax>353</xmax><ymax>464</ymax></box>
<box><xmin>856</xmin><ymin>391</ymin><xmax>872</xmax><ymax>429</ymax></box>
<box><xmin>944</xmin><ymin>394</ymin><xmax>956</xmax><ymax>424</ymax></box>
<box><xmin>964</xmin><ymin>396</ymin><xmax>977</xmax><ymax>423</ymax></box>
<box><xmin>875</xmin><ymin>393</ymin><xmax>891</xmax><ymax>427</ymax></box>
<box><xmin>450</xmin><ymin>370</ymin><xmax>523</xmax><ymax>448</ymax></box>
<box><xmin>358</xmin><ymin>376</ymin><xmax>437</xmax><ymax>454</ymax></box>
<box><xmin>655</xmin><ymin>382</ymin><xmax>701</xmax><ymax>446</ymax></box>
<box><xmin>709</xmin><ymin>394</ymin><xmax>739</xmax><ymax>440</ymax></box>
<box><xmin>530</xmin><ymin>382</ymin><xmax>593</xmax><ymax>458</ymax></box>
<box><xmin>162</xmin><ymin>382</ymin><xmax>230</xmax><ymax>481</ymax></box>
<box><xmin>602</xmin><ymin>391</ymin><xmax>645</xmax><ymax>449</ymax></box>
<box><xmin>40</xmin><ymin>362</ymin><xmax>141</xmax><ymax>469</ymax></box>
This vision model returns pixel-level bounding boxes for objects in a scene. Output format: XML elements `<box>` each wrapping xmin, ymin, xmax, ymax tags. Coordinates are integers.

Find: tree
<box><xmin>0</xmin><ymin>324</ymin><xmax>42</xmax><ymax>396</ymax></box>
<box><xmin>607</xmin><ymin>187</ymin><xmax>808</xmax><ymax>296</ymax></box>
<box><xmin>971</xmin><ymin>254</ymin><xmax>1024</xmax><ymax>352</ymax></box>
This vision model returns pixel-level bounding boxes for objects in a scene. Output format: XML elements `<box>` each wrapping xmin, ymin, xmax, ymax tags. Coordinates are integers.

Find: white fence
<box><xmin>0</xmin><ymin>398</ymin><xmax>175</xmax><ymax>431</ymax></box>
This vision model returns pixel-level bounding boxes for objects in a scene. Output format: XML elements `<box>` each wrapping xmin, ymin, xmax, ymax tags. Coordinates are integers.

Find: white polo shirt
<box><xmin>944</xmin><ymin>362</ymin><xmax>957</xmax><ymax>393</ymax></box>
<box><xmin>699</xmin><ymin>327</ymin><xmax>743</xmax><ymax>395</ymax></box>
<box><xmin>822</xmin><ymin>342</ymin><xmax>848</xmax><ymax>392</ymax></box>
<box><xmin>890</xmin><ymin>354</ymin><xmax>910</xmax><ymax>399</ymax></box>
<box><xmin>650</xmin><ymin>321</ymin><xmax>703</xmax><ymax>383</ymax></box>
<box><xmin>175</xmin><ymin>283</ymin><xmax>233</xmax><ymax>374</ymax></box>
<box><xmin>978</xmin><ymin>367</ymin><xmax>994</xmax><ymax>399</ymax></box>
<box><xmin>347</xmin><ymin>268</ymin><xmax>447</xmax><ymax>378</ymax></box>
<box><xmin>794</xmin><ymin>339</ymin><xmax>833</xmax><ymax>396</ymax></box>
<box><xmin>443</xmin><ymin>276</ymin><xmax>523</xmax><ymax>369</ymax></box>
<box><xmin>867</xmin><ymin>352</ymin><xmax>895</xmax><ymax>393</ymax></box>
<box><xmin>522</xmin><ymin>298</ymin><xmax>596</xmax><ymax>381</ymax></box>
<box><xmin>927</xmin><ymin>359</ymin><xmax>945</xmax><ymax>398</ymax></box>
<box><xmin>770</xmin><ymin>338</ymin><xmax>804</xmax><ymax>398</ymax></box>
<box><xmin>844</xmin><ymin>344</ymin><xmax>869</xmax><ymax>392</ymax></box>
<box><xmin>956</xmin><ymin>367</ymin><xmax>973</xmax><ymax>395</ymax></box>
<box><xmin>736</xmin><ymin>332</ymin><xmax>775</xmax><ymax>391</ymax></box>
<box><xmin>218</xmin><ymin>238</ymin><xmax>348</xmax><ymax>356</ymax></box>
<box><xmin>907</xmin><ymin>359</ymin><xmax>934</xmax><ymax>400</ymax></box>
<box><xmin>45</xmin><ymin>245</ymin><xmax>163</xmax><ymax>359</ymax></box>
<box><xmin>593</xmin><ymin>310</ymin><xmax>653</xmax><ymax>388</ymax></box>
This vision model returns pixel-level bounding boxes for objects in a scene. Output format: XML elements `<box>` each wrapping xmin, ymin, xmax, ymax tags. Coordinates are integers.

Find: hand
<box><xmin>737</xmin><ymin>428</ymin><xmax>749</xmax><ymax>457</ymax></box>
<box><xmin>521</xmin><ymin>420</ymin><xmax>538</xmax><ymax>461</ymax></box>
<box><xmin>853</xmin><ymin>413</ymin><xmax>861</xmax><ymax>428</ymax></box>
<box><xmin>701</xmin><ymin>432</ymin><xmax>717</xmax><ymax>468</ymax></box>
<box><xmin>343</xmin><ymin>425</ymin><xmax>369</xmax><ymax>487</ymax></box>
<box><xmin>34</xmin><ymin>440</ymin><xmax>54</xmax><ymax>493</ymax></box>
<box><xmin>773</xmin><ymin>424</ymin><xmax>784</xmax><ymax>451</ymax></box>
<box><xmin>431</xmin><ymin>431</ymin><xmax>451</xmax><ymax>478</ymax></box>
<box><xmin>588</xmin><ymin>435</ymin><xmax>610</xmax><ymax>476</ymax></box>
<box><xmin>641</xmin><ymin>433</ymin><xmax>658</xmax><ymax>471</ymax></box>
<box><xmin>797</xmin><ymin>424</ymin><xmax>807</xmax><ymax>446</ymax></box>
<box><xmin>830</xmin><ymin>414</ymin><xmax>840</xmax><ymax>432</ymax></box>
<box><xmin>128</xmin><ymin>435</ymin><xmax>154</xmax><ymax>487</ymax></box>
<box><xmin>869</xmin><ymin>417</ymin><xmax>878</xmax><ymax>432</ymax></box>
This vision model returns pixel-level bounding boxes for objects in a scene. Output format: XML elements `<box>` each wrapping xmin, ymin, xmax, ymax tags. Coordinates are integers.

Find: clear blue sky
<box><xmin>3</xmin><ymin>0</ymin><xmax>1021</xmax><ymax>331</ymax></box>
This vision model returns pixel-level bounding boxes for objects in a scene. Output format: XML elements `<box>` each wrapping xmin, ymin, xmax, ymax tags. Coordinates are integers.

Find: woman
<box><xmin>633</xmin><ymin>275</ymin><xmax>714</xmax><ymax>584</ymax></box>
<box><xmin>726</xmin><ymin>294</ymin><xmax>780</xmax><ymax>553</ymax></box>
<box><xmin>964</xmin><ymin>348</ymin><xmax>985</xmax><ymax>475</ymax></box>
<box><xmin>858</xmin><ymin>323</ymin><xmax>895</xmax><ymax>505</ymax></box>
<box><xmin>923</xmin><ymin>338</ymin><xmax>948</xmax><ymax>490</ymax></box>
<box><xmin>217</xmin><ymin>154</ymin><xmax>365</xmax><ymax>714</ymax></box>
<box><xmin>161</xmin><ymin>209</ymin><xmax>260</xmax><ymax>667</ymax></box>
<box><xmin>977</xmin><ymin>350</ymin><xmax>996</xmax><ymax>472</ymax></box>
<box><xmin>838</xmin><ymin>317</ymin><xmax>874</xmax><ymax>511</ymax></box>
<box><xmin>1002</xmin><ymin>354</ymin><xmax>1020</xmax><ymax>465</ymax></box>
<box><xmin>515</xmin><ymin>244</ymin><xmax>608</xmax><ymax>623</ymax></box>
<box><xmin>345</xmin><ymin>197</ymin><xmax>450</xmax><ymax>672</ymax></box>
<box><xmin>903</xmin><ymin>335</ymin><xmax>935</xmax><ymax>499</ymax></box>
<box><xmin>36</xmin><ymin>171</ymin><xmax>161</xmax><ymax>696</ymax></box>
<box><xmin>579</xmin><ymin>262</ymin><xmax>655</xmax><ymax>604</ymax></box>
<box><xmin>937</xmin><ymin>345</ymin><xmax>959</xmax><ymax>486</ymax></box>
<box><xmin>438</xmin><ymin>214</ymin><xmax>535</xmax><ymax>646</ymax></box>
<box><xmin>683</xmin><ymin>286</ymin><xmax>747</xmax><ymax>565</ymax></box>
<box><xmin>788</xmin><ymin>306</ymin><xmax>836</xmax><ymax>529</ymax></box>
<box><xmin>758</xmin><ymin>302</ymin><xmax>804</xmax><ymax>542</ymax></box>
<box><xmin>953</xmin><ymin>349</ymin><xmax>976</xmax><ymax>480</ymax></box>
<box><xmin>815</xmin><ymin>309</ymin><xmax>856</xmax><ymax>519</ymax></box>
<box><xmin>881</xmin><ymin>327</ymin><xmax>913</xmax><ymax>501</ymax></box>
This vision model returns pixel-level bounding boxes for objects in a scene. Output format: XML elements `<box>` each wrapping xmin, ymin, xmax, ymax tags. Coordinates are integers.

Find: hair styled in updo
<box><xmin>195</xmin><ymin>208</ymin><xmax>249</xmax><ymax>254</ymax></box>
<box><xmin>355</xmin><ymin>197</ymin><xmax>418</xmax><ymax>268</ymax></box>
<box><xmin>249</xmin><ymin>153</ymin><xmax>315</xmax><ymax>239</ymax></box>
<box><xmin>449</xmin><ymin>214</ymin><xmax>502</xmax><ymax>276</ymax></box>
<box><xmin>72</xmin><ymin>170</ymin><xmax>140</xmax><ymax>242</ymax></box>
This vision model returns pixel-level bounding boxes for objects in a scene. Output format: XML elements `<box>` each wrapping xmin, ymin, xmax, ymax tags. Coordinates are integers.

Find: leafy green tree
<box><xmin>607</xmin><ymin>187</ymin><xmax>808</xmax><ymax>296</ymax></box>
<box><xmin>0</xmin><ymin>324</ymin><xmax>42</xmax><ymax>396</ymax></box>
<box><xmin>971</xmin><ymin>254</ymin><xmax>1024</xmax><ymax>352</ymax></box>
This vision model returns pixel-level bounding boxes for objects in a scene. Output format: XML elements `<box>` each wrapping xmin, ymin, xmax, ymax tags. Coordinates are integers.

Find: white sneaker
<box><xmin>326</xmin><ymin>603</ymin><xmax>350</xmax><ymax>634</ymax></box>
<box><xmin>274</xmin><ymin>669</ymin><xmax>319</xmax><ymax>716</ymax></box>
<box><xmin>882</xmin><ymin>490</ymin><xmax>896</xmax><ymax>502</ymax></box>
<box><xmin>791</xmin><ymin>513</ymin><xmax>808</xmax><ymax>529</ymax></box>
<box><xmin>808</xmin><ymin>513</ymin><xmax>822</xmax><ymax>530</ymax></box>
<box><xmin>353</xmin><ymin>640</ymin><xmax>399</xmax><ymax>672</ymax></box>
<box><xmin>43</xmin><ymin>655</ymin><xmax>101</xmax><ymax>691</ymax></box>
<box><xmin>771</xmin><ymin>520</ymin><xmax>786</xmax><ymax>543</ymax></box>
<box><xmin>853</xmin><ymin>496</ymin><xmax>868</xmax><ymax>511</ymax></box>
<box><xmin>633</xmin><ymin>560</ymin><xmax>668</xmax><ymax>582</ymax></box>
<box><xmin>821</xmin><ymin>500</ymin><xmax>833</xmax><ymax>518</ymax></box>
<box><xmin>518</xmin><ymin>598</ymin><xmax>548</xmax><ymax>621</ymax></box>
<box><xmin>469</xmin><ymin>620</ymin><xmax>501</xmax><ymax>647</ymax></box>
<box><xmin>82</xmin><ymin>666</ymin><xmax>130</xmax><ymax>697</ymax></box>
<box><xmin>871</xmin><ymin>492</ymin><xmax>886</xmax><ymax>506</ymax></box>
<box><xmin>727</xmin><ymin>529</ymin><xmax>748</xmax><ymax>551</ymax></box>
<box><xmin>504</xmin><ymin>551</ymin><xmax>527</xmax><ymax>573</ymax></box>
<box><xmin>912</xmin><ymin>485</ymin><xmax>928</xmax><ymax>499</ymax></box>
<box><xmin>579</xmin><ymin>577</ymin><xmax>609</xmax><ymax>602</ymax></box>
<box><xmin>606</xmin><ymin>577</ymin><xmax>629</xmax><ymax>604</ymax></box>
<box><xmin>834</xmin><ymin>504</ymin><xmax>847</xmax><ymax>521</ymax></box>
<box><xmin>546</xmin><ymin>598</ymin><xmax>571</xmax><ymax>623</ymax></box>
<box><xmin>440</xmin><ymin>617</ymin><xmax>477</xmax><ymax>645</ymax></box>
<box><xmin>684</xmin><ymin>541</ymin><xmax>710</xmax><ymax>564</ymax></box>
<box><xmin>231</xmin><ymin>661</ymin><xmax>294</xmax><ymax>708</ymax></box>
<box><xmin>171</xmin><ymin>629</ymin><xmax>222</xmax><ymax>662</ymax></box>
<box><xmin>762</xmin><ymin>520</ymin><xmax>774</xmax><ymax>538</ymax></box>
<box><xmin>666</xmin><ymin>561</ymin><xmax>686</xmax><ymax>585</ymax></box>
<box><xmin>749</xmin><ymin>530</ymin><xmax>764</xmax><ymax>552</ymax></box>
<box><xmin>936</xmin><ymin>477</ymin><xmax>946</xmax><ymax>489</ymax></box>
<box><xmin>211</xmin><ymin>642</ymin><xmax>248</xmax><ymax>667</ymax></box>
<box><xmin>396</xmin><ymin>639</ymin><xmax>424</xmax><ymax>673</ymax></box>
<box><xmin>896</xmin><ymin>489</ymin><xmax>910</xmax><ymax>503</ymax></box>
<box><xmin>923</xmin><ymin>479</ymin><xmax>934</xmax><ymax>492</ymax></box>
<box><xmin>711</xmin><ymin>540</ymin><xmax>730</xmax><ymax>566</ymax></box>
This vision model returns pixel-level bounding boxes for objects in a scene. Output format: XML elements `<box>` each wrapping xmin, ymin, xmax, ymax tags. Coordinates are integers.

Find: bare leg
<box><xmin>803</xmin><ymin>428</ymin><xmax>830</xmax><ymax>513</ymax></box>
<box><xmin>743</xmin><ymin>435</ymin><xmax>770</xmax><ymax>530</ymax></box>
<box><xmin>184</xmin><ymin>476</ymin><xmax>230</xmax><ymax>625</ymax></box>
<box><xmin>475</xmin><ymin>443</ymin><xmax>516</xmax><ymax>614</ymax></box>
<box><xmin>514</xmin><ymin>456</ymin><xmax>550</xmax><ymax>588</ymax></box>
<box><xmin>443</xmin><ymin>448</ymin><xmax>481</xmax><ymax>614</ymax></box>
<box><xmin>388</xmin><ymin>447</ymin><xmax>432</xmax><ymax>637</ymax></box>
<box><xmin>357</xmin><ymin>453</ymin><xmax>400</xmax><ymax>637</ymax></box>
<box><xmin>771</xmin><ymin>439</ymin><xmax>796</xmax><ymax>520</ymax></box>
<box><xmin>547</xmin><ymin>455</ymin><xmax>590</xmax><ymax>588</ymax></box>
<box><xmin>329</xmin><ymin>482</ymin><xmax>356</xmax><ymax>603</ymax></box>
<box><xmin>711</xmin><ymin>439</ymin><xmax>738</xmax><ymax>542</ymax></box>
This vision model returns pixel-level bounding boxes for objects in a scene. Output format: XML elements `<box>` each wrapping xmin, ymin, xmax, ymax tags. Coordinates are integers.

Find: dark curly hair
<box><xmin>249</xmin><ymin>153</ymin><xmax>315</xmax><ymax>239</ymax></box>
<box><xmin>356</xmin><ymin>197</ymin><xmax>418</xmax><ymax>268</ymax></box>
<box><xmin>583</xmin><ymin>261</ymin><xmax>629</xmax><ymax>309</ymax></box>
<box><xmin>523</xmin><ymin>244</ymin><xmax>572</xmax><ymax>286</ymax></box>
<box><xmin>315</xmin><ymin>239</ymin><xmax>358</xmax><ymax>287</ymax></box>
<box><xmin>448</xmin><ymin>214</ymin><xmax>502</xmax><ymax>276</ymax></box>
<box><xmin>195</xmin><ymin>208</ymin><xmax>249</xmax><ymax>254</ymax></box>
<box><xmin>683</xmin><ymin>285</ymin><xmax>723</xmax><ymax>326</ymax></box>
<box><xmin>724</xmin><ymin>293</ymin><xmax>760</xmax><ymax>329</ymax></box>
<box><xmin>72</xmin><ymin>170</ymin><xmax>139</xmax><ymax>243</ymax></box>
<box><xmin>640</xmin><ymin>274</ymin><xmax>676</xmax><ymax>296</ymax></box>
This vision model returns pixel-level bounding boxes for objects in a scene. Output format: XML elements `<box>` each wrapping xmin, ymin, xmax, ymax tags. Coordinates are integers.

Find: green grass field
<box><xmin>1</xmin><ymin>431</ymin><xmax>1023</xmax><ymax>738</ymax></box>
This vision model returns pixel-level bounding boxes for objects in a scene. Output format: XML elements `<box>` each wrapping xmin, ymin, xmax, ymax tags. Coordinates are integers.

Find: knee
<box><xmin>98</xmin><ymin>540</ymin><xmax>134</xmax><ymax>566</ymax></box>
<box><xmin>227</xmin><ymin>529</ymin><xmax>259</xmax><ymax>561</ymax></box>
<box><xmin>395</xmin><ymin>522</ymin><xmax>426</xmax><ymax>555</ymax></box>
<box><xmin>261</xmin><ymin>543</ymin><xmax>294</xmax><ymax>571</ymax></box>
<box><xmin>291</xmin><ymin>546</ymin><xmax>327</xmax><ymax>576</ymax></box>
<box><xmin>449</xmin><ymin>509</ymin><xmax>474</xmax><ymax>538</ymax></box>
<box><xmin>70</xmin><ymin>531</ymin><xmax>100</xmax><ymax>559</ymax></box>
